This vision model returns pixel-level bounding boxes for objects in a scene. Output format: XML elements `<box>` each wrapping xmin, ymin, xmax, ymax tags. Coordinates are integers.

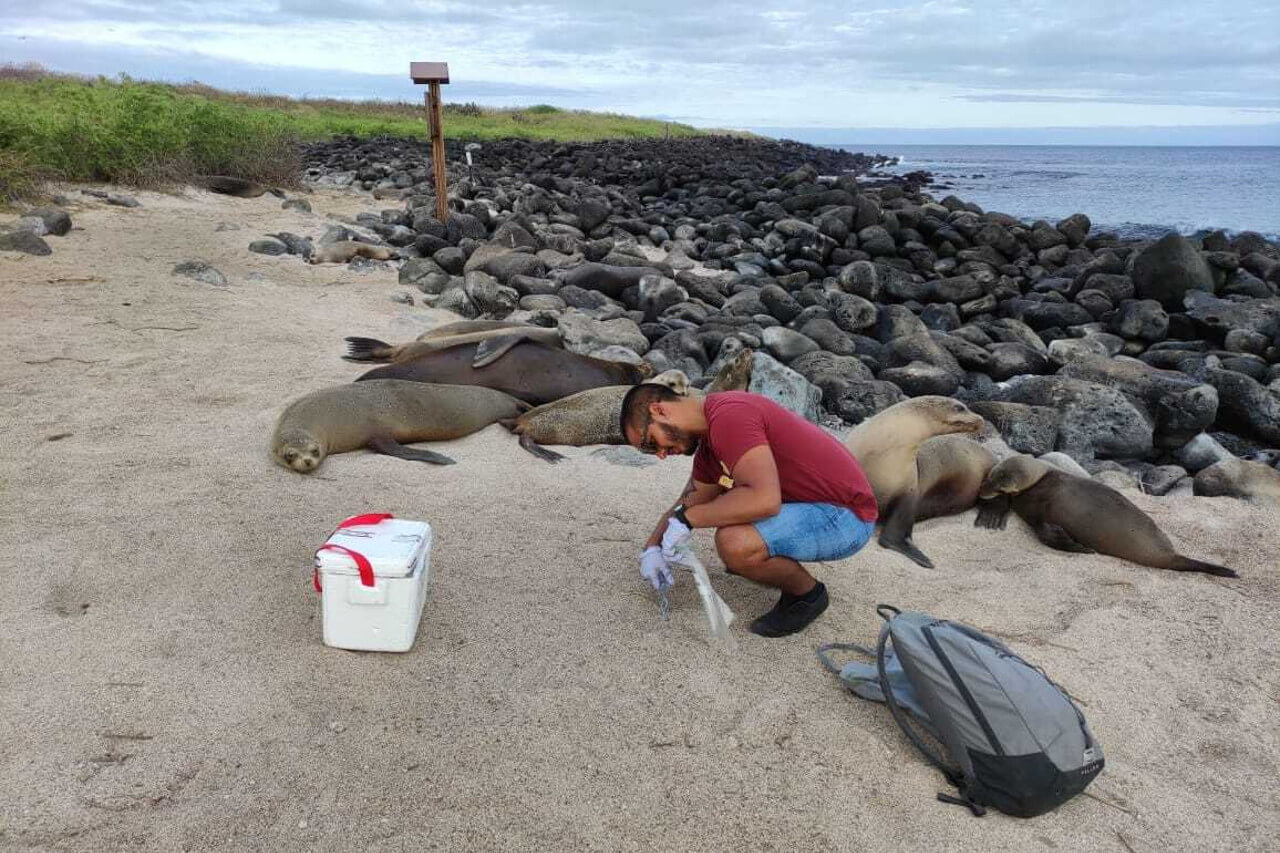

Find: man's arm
<box><xmin>645</xmin><ymin>476</ymin><xmax>721</xmax><ymax>548</ymax></box>
<box><xmin>683</xmin><ymin>444</ymin><xmax>782</xmax><ymax>528</ymax></box>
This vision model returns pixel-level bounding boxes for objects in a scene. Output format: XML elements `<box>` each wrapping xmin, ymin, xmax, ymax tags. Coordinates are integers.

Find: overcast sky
<box><xmin>5</xmin><ymin>0</ymin><xmax>1279</xmax><ymax>143</ymax></box>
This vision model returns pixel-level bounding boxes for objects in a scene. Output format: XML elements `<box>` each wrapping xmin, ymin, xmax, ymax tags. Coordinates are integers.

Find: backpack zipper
<box><xmin>923</xmin><ymin>623</ymin><xmax>1005</xmax><ymax>756</ymax></box>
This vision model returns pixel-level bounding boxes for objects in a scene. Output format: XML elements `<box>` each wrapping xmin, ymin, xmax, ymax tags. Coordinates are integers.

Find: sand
<box><xmin>1</xmin><ymin>186</ymin><xmax>1277</xmax><ymax>853</ymax></box>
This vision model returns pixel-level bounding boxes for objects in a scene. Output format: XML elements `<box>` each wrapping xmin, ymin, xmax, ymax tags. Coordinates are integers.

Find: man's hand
<box><xmin>660</xmin><ymin>515</ymin><xmax>693</xmax><ymax>560</ymax></box>
<box><xmin>640</xmin><ymin>546</ymin><xmax>674</xmax><ymax>590</ymax></box>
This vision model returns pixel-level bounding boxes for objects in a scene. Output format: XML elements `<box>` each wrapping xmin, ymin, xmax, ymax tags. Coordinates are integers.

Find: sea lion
<box><xmin>844</xmin><ymin>396</ymin><xmax>985</xmax><ymax>568</ymax></box>
<box><xmin>703</xmin><ymin>348</ymin><xmax>754</xmax><ymax>394</ymax></box>
<box><xmin>355</xmin><ymin>340</ymin><xmax>652</xmax><ymax>405</ymax></box>
<box><xmin>555</xmin><ymin>263</ymin><xmax>653</xmax><ymax>299</ymax></box>
<box><xmin>308</xmin><ymin>241</ymin><xmax>398</xmax><ymax>265</ymax></box>
<box><xmin>344</xmin><ymin>324</ymin><xmax>563</xmax><ymax>367</ymax></box>
<box><xmin>976</xmin><ymin>455</ymin><xmax>1238</xmax><ymax>577</ymax></box>
<box><xmin>195</xmin><ymin>175</ymin><xmax>286</xmax><ymax>199</ymax></box>
<box><xmin>914</xmin><ymin>435</ymin><xmax>997</xmax><ymax>521</ymax></box>
<box><xmin>269</xmin><ymin>379</ymin><xmax>525</xmax><ymax>474</ymax></box>
<box><xmin>1193</xmin><ymin>457</ymin><xmax>1280</xmax><ymax>504</ymax></box>
<box><xmin>500</xmin><ymin>370</ymin><xmax>691</xmax><ymax>463</ymax></box>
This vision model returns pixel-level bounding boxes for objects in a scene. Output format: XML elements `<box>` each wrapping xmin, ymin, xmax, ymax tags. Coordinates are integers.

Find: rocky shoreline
<box><xmin>9</xmin><ymin>134</ymin><xmax>1280</xmax><ymax>498</ymax></box>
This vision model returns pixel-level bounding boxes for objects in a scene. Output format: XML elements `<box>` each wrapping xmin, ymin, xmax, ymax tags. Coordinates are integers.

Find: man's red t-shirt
<box><xmin>690</xmin><ymin>391</ymin><xmax>879</xmax><ymax>522</ymax></box>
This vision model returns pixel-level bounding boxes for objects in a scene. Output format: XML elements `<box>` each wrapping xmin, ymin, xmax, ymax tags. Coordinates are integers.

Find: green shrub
<box><xmin>0</xmin><ymin>65</ymin><xmax>715</xmax><ymax>199</ymax></box>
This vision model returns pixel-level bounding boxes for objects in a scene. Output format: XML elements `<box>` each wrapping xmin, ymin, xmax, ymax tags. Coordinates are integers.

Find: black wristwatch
<box><xmin>672</xmin><ymin>504</ymin><xmax>691</xmax><ymax>527</ymax></box>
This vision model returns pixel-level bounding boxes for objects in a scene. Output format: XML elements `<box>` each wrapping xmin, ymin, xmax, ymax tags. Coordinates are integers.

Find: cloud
<box><xmin>3</xmin><ymin>0</ymin><xmax>1278</xmax><ymax>129</ymax></box>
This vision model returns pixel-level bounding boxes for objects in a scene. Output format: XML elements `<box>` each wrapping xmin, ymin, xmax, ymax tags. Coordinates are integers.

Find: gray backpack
<box><xmin>817</xmin><ymin>605</ymin><xmax>1104</xmax><ymax>817</ymax></box>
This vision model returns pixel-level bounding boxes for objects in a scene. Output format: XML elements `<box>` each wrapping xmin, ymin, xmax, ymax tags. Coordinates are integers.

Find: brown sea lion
<box><xmin>269</xmin><ymin>379</ymin><xmax>526</xmax><ymax>474</ymax></box>
<box><xmin>976</xmin><ymin>455</ymin><xmax>1237</xmax><ymax>577</ymax></box>
<box><xmin>703</xmin><ymin>348</ymin><xmax>754</xmax><ymax>394</ymax></box>
<box><xmin>914</xmin><ymin>435</ymin><xmax>997</xmax><ymax>521</ymax></box>
<box><xmin>556</xmin><ymin>263</ymin><xmax>653</xmax><ymax>299</ymax></box>
<box><xmin>844</xmin><ymin>396</ymin><xmax>985</xmax><ymax>568</ymax></box>
<box><xmin>354</xmin><ymin>340</ymin><xmax>652</xmax><ymax>405</ymax></box>
<box><xmin>500</xmin><ymin>370</ymin><xmax>690</xmax><ymax>463</ymax></box>
<box><xmin>195</xmin><ymin>175</ymin><xmax>286</xmax><ymax>199</ymax></box>
<box><xmin>308</xmin><ymin>241</ymin><xmax>397</xmax><ymax>265</ymax></box>
<box><xmin>1193</xmin><ymin>457</ymin><xmax>1280</xmax><ymax>504</ymax></box>
<box><xmin>344</xmin><ymin>324</ymin><xmax>563</xmax><ymax>367</ymax></box>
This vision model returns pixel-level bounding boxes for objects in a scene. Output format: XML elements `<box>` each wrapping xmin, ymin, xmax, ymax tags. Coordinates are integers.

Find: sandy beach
<box><xmin>1</xmin><ymin>186</ymin><xmax>1278</xmax><ymax>853</ymax></box>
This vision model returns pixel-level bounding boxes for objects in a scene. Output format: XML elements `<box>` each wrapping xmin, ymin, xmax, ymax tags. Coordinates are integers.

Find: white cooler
<box><xmin>313</xmin><ymin>514</ymin><xmax>432</xmax><ymax>652</ymax></box>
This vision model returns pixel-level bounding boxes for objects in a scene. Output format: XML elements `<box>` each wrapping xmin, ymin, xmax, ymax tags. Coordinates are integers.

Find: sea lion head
<box><xmin>646</xmin><ymin>369</ymin><xmax>690</xmax><ymax>396</ymax></box>
<box><xmin>909</xmin><ymin>396</ymin><xmax>985</xmax><ymax>435</ymax></box>
<box><xmin>706</xmin><ymin>347</ymin><xmax>754</xmax><ymax>393</ymax></box>
<box><xmin>633</xmin><ymin>361</ymin><xmax>656</xmax><ymax>380</ymax></box>
<box><xmin>272</xmin><ymin>429</ymin><xmax>324</xmax><ymax>474</ymax></box>
<box><xmin>978</xmin><ymin>454</ymin><xmax>1049</xmax><ymax>499</ymax></box>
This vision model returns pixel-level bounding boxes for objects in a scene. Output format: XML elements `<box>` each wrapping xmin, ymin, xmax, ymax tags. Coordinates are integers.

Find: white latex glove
<box><xmin>640</xmin><ymin>546</ymin><xmax>674</xmax><ymax>591</ymax></box>
<box><xmin>660</xmin><ymin>516</ymin><xmax>693</xmax><ymax>561</ymax></box>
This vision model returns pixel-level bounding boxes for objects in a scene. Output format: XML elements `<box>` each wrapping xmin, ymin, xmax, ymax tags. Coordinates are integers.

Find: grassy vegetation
<box><xmin>0</xmin><ymin>65</ymin><xmax>711</xmax><ymax>200</ymax></box>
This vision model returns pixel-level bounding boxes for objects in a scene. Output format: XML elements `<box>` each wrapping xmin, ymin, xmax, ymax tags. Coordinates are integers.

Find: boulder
<box><xmin>748</xmin><ymin>352</ymin><xmax>822</xmax><ymax>422</ymax></box>
<box><xmin>1001</xmin><ymin>375</ymin><xmax>1154</xmax><ymax>461</ymax></box>
<box><xmin>985</xmin><ymin>343</ymin><xmax>1050</xmax><ymax>381</ymax></box>
<box><xmin>558</xmin><ymin>311</ymin><xmax>649</xmax><ymax>357</ymax></box>
<box><xmin>762</xmin><ymin>326</ymin><xmax>820</xmax><ymax>363</ymax></box>
<box><xmin>1203</xmin><ymin>368</ymin><xmax>1280</xmax><ymax>446</ymax></box>
<box><xmin>798</xmin><ymin>318</ymin><xmax>858</xmax><ymax>356</ymax></box>
<box><xmin>1173</xmin><ymin>433</ymin><xmax>1236</xmax><ymax>473</ymax></box>
<box><xmin>828</xmin><ymin>291</ymin><xmax>878</xmax><ymax>333</ymax></box>
<box><xmin>969</xmin><ymin>401</ymin><xmax>1060</xmax><ymax>456</ymax></box>
<box><xmin>1131</xmin><ymin>233</ymin><xmax>1216</xmax><ymax>309</ymax></box>
<box><xmin>463</xmin><ymin>270</ymin><xmax>518</xmax><ymax>317</ymax></box>
<box><xmin>1108</xmin><ymin>299</ymin><xmax>1169</xmax><ymax>342</ymax></box>
<box><xmin>879</xmin><ymin>361</ymin><xmax>960</xmax><ymax>397</ymax></box>
<box><xmin>1059</xmin><ymin>354</ymin><xmax>1218</xmax><ymax>448</ymax></box>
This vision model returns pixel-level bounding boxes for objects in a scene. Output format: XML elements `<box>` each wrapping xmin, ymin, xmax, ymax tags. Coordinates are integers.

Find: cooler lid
<box><xmin>315</xmin><ymin>518</ymin><xmax>431</xmax><ymax>579</ymax></box>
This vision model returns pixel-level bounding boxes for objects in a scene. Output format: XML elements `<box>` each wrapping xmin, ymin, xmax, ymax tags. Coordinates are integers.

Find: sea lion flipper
<box><xmin>343</xmin><ymin>337</ymin><xmax>396</xmax><ymax>362</ymax></box>
<box><xmin>472</xmin><ymin>333</ymin><xmax>530</xmax><ymax>368</ymax></box>
<box><xmin>1033</xmin><ymin>522</ymin><xmax>1093</xmax><ymax>554</ymax></box>
<box><xmin>516</xmin><ymin>433</ymin><xmax>565</xmax><ymax>464</ymax></box>
<box><xmin>1169</xmin><ymin>557</ymin><xmax>1239</xmax><ymax>578</ymax></box>
<box><xmin>367</xmin><ymin>434</ymin><xmax>456</xmax><ymax>465</ymax></box>
<box><xmin>884</xmin><ymin>538</ymin><xmax>935</xmax><ymax>569</ymax></box>
<box><xmin>973</xmin><ymin>496</ymin><xmax>1011</xmax><ymax>530</ymax></box>
<box><xmin>878</xmin><ymin>494</ymin><xmax>935</xmax><ymax>569</ymax></box>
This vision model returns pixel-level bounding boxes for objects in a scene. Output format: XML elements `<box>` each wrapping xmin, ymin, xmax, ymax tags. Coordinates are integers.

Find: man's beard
<box><xmin>660</xmin><ymin>423</ymin><xmax>700</xmax><ymax>456</ymax></box>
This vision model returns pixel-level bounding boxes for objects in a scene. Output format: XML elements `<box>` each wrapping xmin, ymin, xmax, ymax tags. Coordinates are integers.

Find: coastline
<box><xmin>839</xmin><ymin>143</ymin><xmax>1280</xmax><ymax>242</ymax></box>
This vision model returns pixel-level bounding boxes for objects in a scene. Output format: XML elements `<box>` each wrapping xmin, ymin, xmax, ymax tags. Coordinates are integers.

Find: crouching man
<box><xmin>620</xmin><ymin>386</ymin><xmax>878</xmax><ymax>637</ymax></box>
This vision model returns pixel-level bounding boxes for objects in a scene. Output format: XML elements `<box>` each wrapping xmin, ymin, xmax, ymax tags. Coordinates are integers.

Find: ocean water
<box><xmin>833</xmin><ymin>144</ymin><xmax>1280</xmax><ymax>242</ymax></box>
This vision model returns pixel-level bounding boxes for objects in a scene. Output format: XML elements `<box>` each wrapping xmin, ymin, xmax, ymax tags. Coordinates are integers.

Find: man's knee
<box><xmin>715</xmin><ymin>525</ymin><xmax>768</xmax><ymax>568</ymax></box>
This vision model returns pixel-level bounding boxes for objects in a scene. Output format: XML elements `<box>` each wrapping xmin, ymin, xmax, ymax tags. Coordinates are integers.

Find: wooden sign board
<box><xmin>409</xmin><ymin>62</ymin><xmax>451</xmax><ymax>222</ymax></box>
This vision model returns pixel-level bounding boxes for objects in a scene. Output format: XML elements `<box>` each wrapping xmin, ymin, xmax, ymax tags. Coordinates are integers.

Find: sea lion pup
<box><xmin>355</xmin><ymin>341</ymin><xmax>652</xmax><ymax>406</ymax></box>
<box><xmin>269</xmin><ymin>379</ymin><xmax>526</xmax><ymax>474</ymax></box>
<box><xmin>500</xmin><ymin>370</ymin><xmax>691</xmax><ymax>463</ymax></box>
<box><xmin>308</xmin><ymin>241</ymin><xmax>398</xmax><ymax>265</ymax></box>
<box><xmin>914</xmin><ymin>434</ymin><xmax>997</xmax><ymax>521</ymax></box>
<box><xmin>844</xmin><ymin>396</ymin><xmax>985</xmax><ymax>568</ymax></box>
<box><xmin>976</xmin><ymin>455</ymin><xmax>1238</xmax><ymax>577</ymax></box>
<box><xmin>344</xmin><ymin>324</ymin><xmax>563</xmax><ymax>367</ymax></box>
<box><xmin>194</xmin><ymin>175</ymin><xmax>286</xmax><ymax>199</ymax></box>
<box><xmin>1193</xmin><ymin>457</ymin><xmax>1280</xmax><ymax>504</ymax></box>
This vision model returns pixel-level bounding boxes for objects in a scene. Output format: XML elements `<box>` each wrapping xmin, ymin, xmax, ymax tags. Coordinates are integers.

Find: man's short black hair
<box><xmin>619</xmin><ymin>382</ymin><xmax>683</xmax><ymax>443</ymax></box>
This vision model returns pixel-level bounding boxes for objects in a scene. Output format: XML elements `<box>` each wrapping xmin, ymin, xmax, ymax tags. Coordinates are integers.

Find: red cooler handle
<box><xmin>313</xmin><ymin>513</ymin><xmax>395</xmax><ymax>590</ymax></box>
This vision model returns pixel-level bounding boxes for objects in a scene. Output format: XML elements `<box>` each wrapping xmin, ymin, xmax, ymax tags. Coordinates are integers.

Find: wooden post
<box><xmin>410</xmin><ymin>61</ymin><xmax>451</xmax><ymax>223</ymax></box>
<box><xmin>426</xmin><ymin>82</ymin><xmax>448</xmax><ymax>223</ymax></box>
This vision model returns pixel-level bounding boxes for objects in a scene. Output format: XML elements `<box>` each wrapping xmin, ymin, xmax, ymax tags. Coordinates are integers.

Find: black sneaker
<box><xmin>749</xmin><ymin>582</ymin><xmax>829</xmax><ymax>638</ymax></box>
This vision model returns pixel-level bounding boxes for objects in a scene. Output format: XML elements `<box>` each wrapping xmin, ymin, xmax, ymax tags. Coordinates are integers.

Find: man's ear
<box><xmin>649</xmin><ymin>400</ymin><xmax>667</xmax><ymax>420</ymax></box>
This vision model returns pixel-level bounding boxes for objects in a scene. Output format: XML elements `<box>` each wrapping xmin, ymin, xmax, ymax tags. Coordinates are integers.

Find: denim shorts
<box><xmin>752</xmin><ymin>502</ymin><xmax>875</xmax><ymax>563</ymax></box>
